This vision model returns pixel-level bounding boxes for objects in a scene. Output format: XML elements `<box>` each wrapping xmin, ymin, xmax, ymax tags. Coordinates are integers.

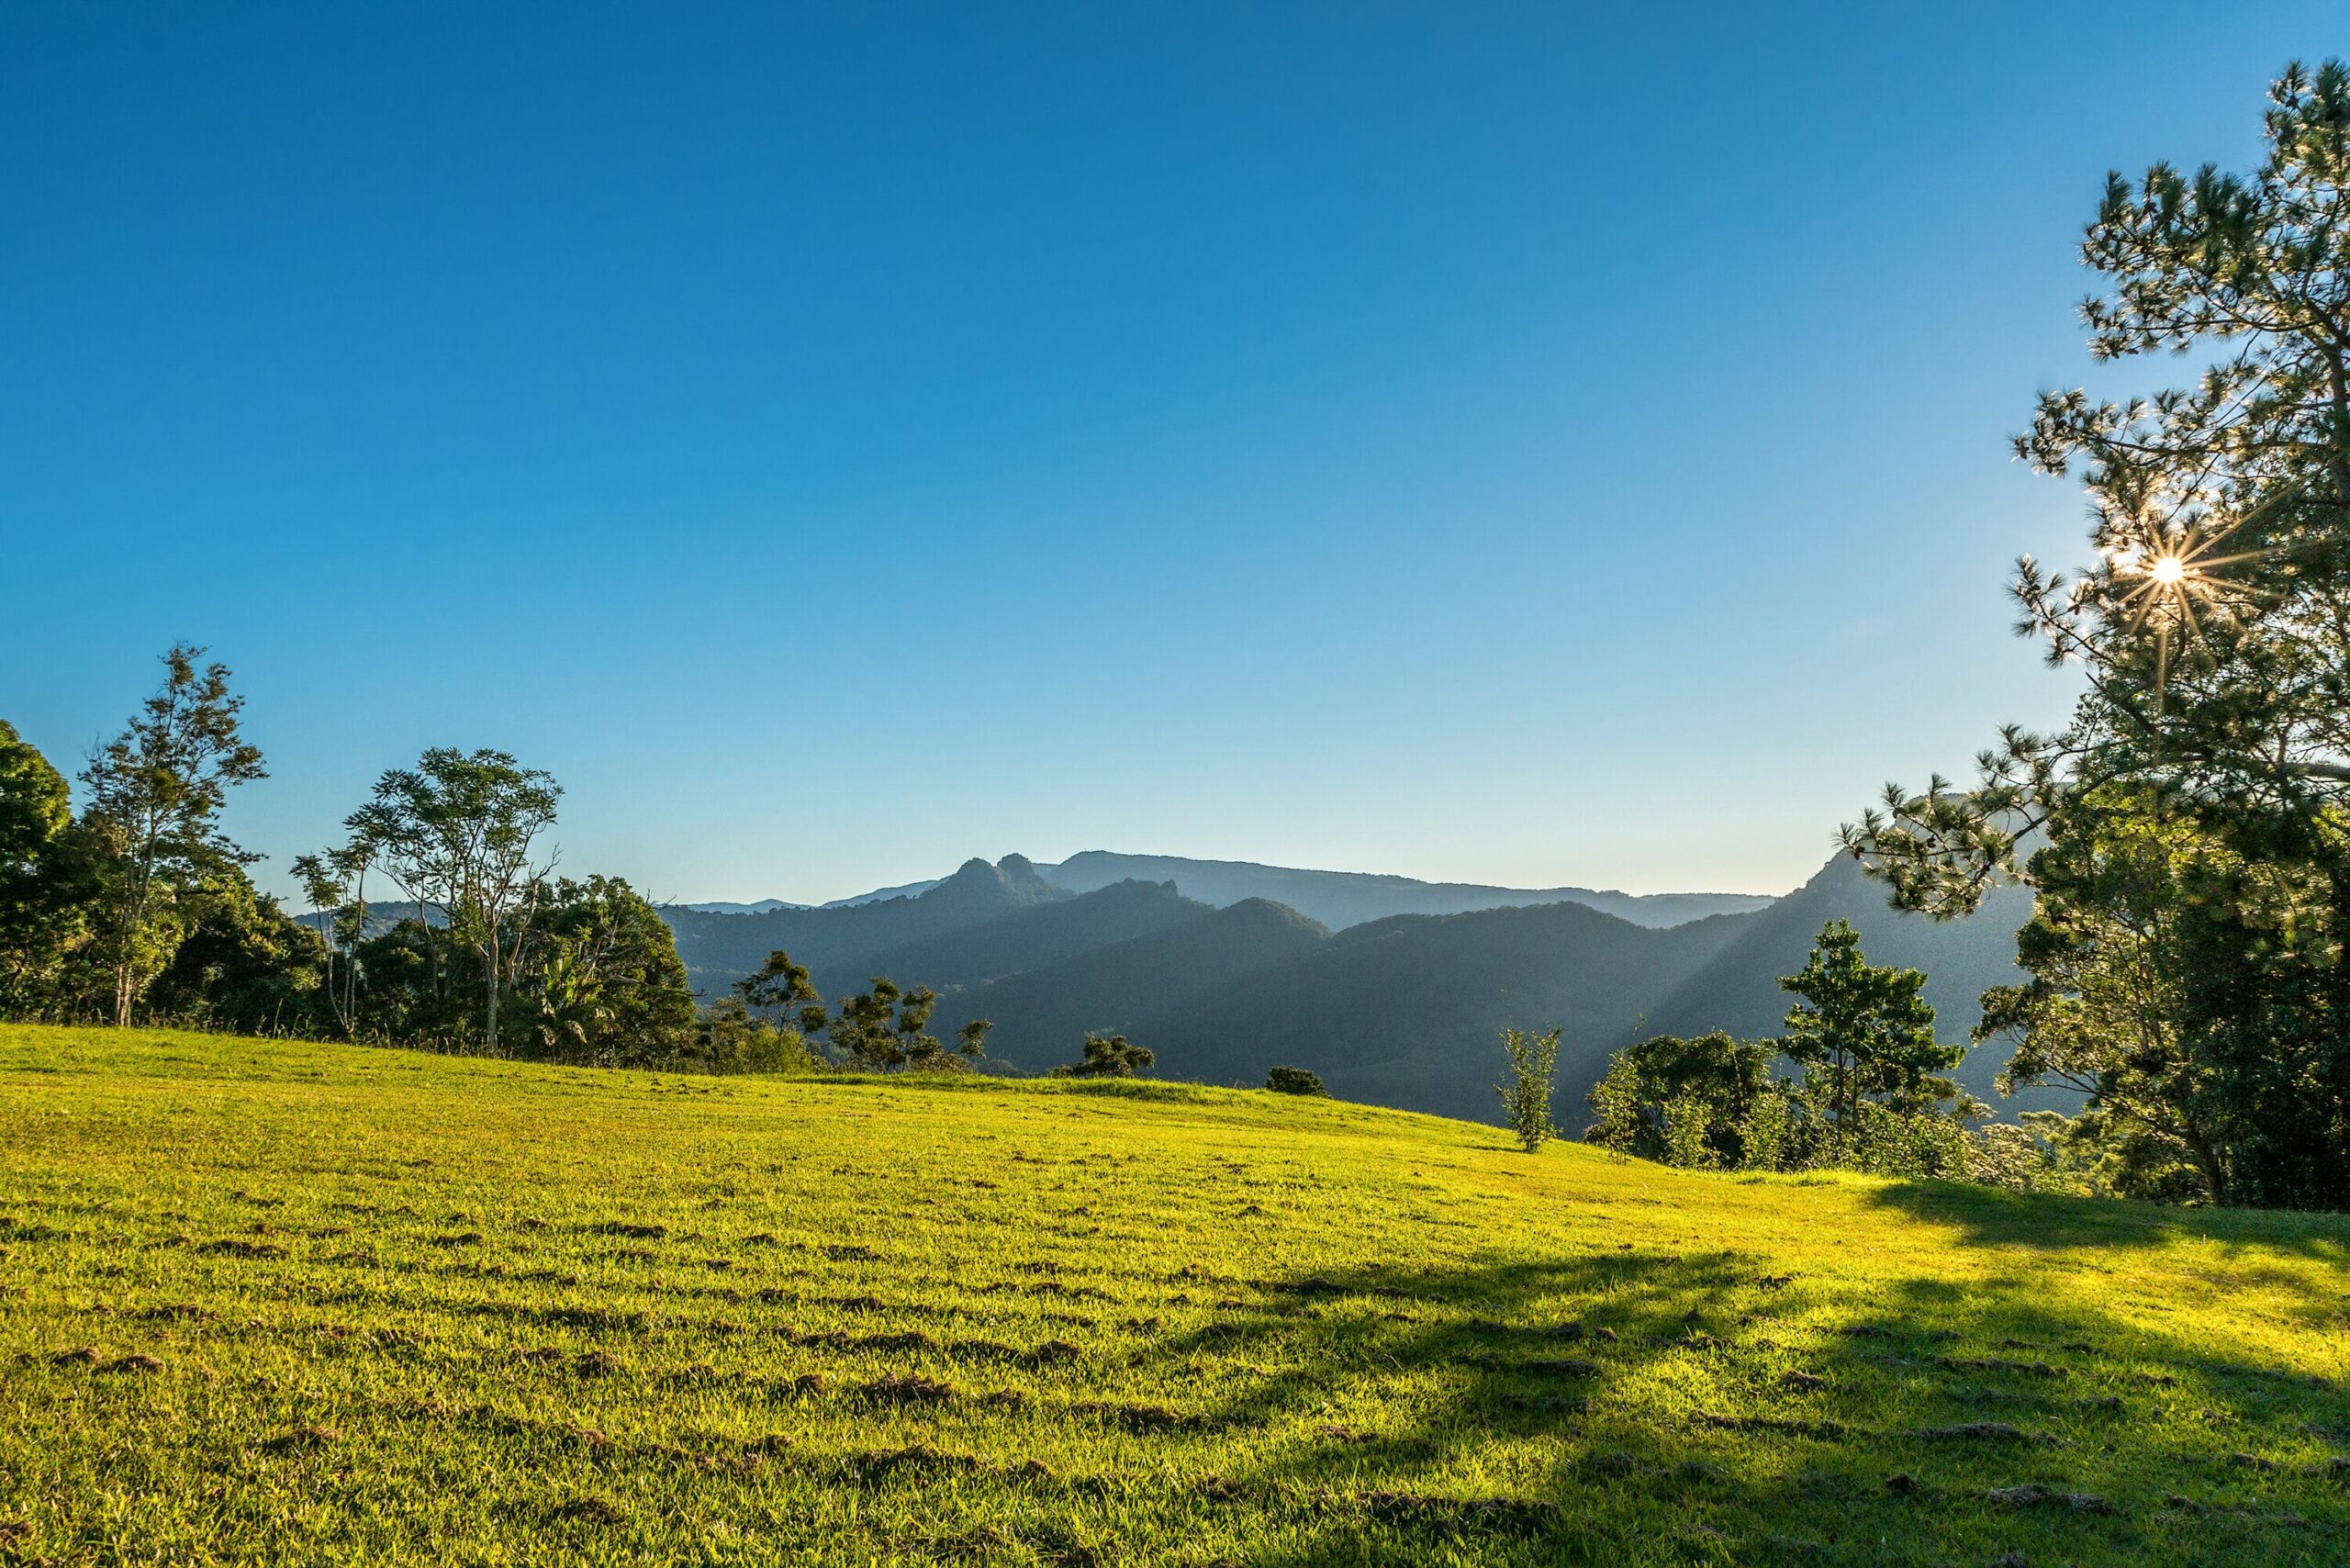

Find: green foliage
<box><xmin>1582</xmin><ymin>1029</ymin><xmax>1774</xmax><ymax>1166</ymax></box>
<box><xmin>690</xmin><ymin>996</ymin><xmax>820</xmax><ymax>1075</ymax></box>
<box><xmin>0</xmin><ymin>720</ymin><xmax>90</xmax><ymax>1016</ymax></box>
<box><xmin>1739</xmin><ymin>1087</ymin><xmax>1795</xmax><ymax>1173</ymax></box>
<box><xmin>288</xmin><ymin>844</ymin><xmax>371</xmax><ymax>1037</ymax></box>
<box><xmin>1053</xmin><ymin>1031</ymin><xmax>1154</xmax><ymax>1079</ymax></box>
<box><xmin>1970</xmin><ymin>802</ymin><xmax>2230</xmax><ymax>1202</ymax></box>
<box><xmin>77</xmin><ymin>645</ymin><xmax>267</xmax><ymax>1026</ymax></box>
<box><xmin>1265</xmin><ymin>1065</ymin><xmax>1325</xmax><ymax>1095</ymax></box>
<box><xmin>805</xmin><ymin>976</ymin><xmax>973</xmax><ymax>1071</ymax></box>
<box><xmin>297</xmin><ymin>872</ymin><xmax>695</xmax><ymax>1070</ymax></box>
<box><xmin>737</xmin><ymin>948</ymin><xmax>819</xmax><ymax>1025</ymax></box>
<box><xmin>1778</xmin><ymin>921</ymin><xmax>1961</xmax><ymax>1132</ymax></box>
<box><xmin>341</xmin><ymin>748</ymin><xmax>561</xmax><ymax>1049</ymax></box>
<box><xmin>1495</xmin><ymin>1026</ymin><xmax>1561</xmax><ymax>1152</ymax></box>
<box><xmin>1844</xmin><ymin>62</ymin><xmax>2350</xmax><ymax>1208</ymax></box>
<box><xmin>523</xmin><ymin>877</ymin><xmax>697</xmax><ymax>1067</ymax></box>
<box><xmin>1589</xmin><ymin>928</ymin><xmax>1975</xmax><ymax>1179</ymax></box>
<box><xmin>955</xmin><ymin>1017</ymin><xmax>994</xmax><ymax>1061</ymax></box>
<box><xmin>140</xmin><ymin>872</ymin><xmax>330</xmax><ymax>1036</ymax></box>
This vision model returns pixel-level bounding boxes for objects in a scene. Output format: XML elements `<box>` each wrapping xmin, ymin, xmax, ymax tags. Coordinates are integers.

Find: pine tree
<box><xmin>1845</xmin><ymin>62</ymin><xmax>2350</xmax><ymax>1206</ymax></box>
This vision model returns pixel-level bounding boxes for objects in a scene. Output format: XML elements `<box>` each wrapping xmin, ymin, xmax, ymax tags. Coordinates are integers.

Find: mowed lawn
<box><xmin>1</xmin><ymin>1025</ymin><xmax>2346</xmax><ymax>1566</ymax></box>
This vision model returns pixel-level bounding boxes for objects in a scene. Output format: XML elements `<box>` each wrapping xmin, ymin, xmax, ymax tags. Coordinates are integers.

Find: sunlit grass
<box><xmin>1</xmin><ymin>1023</ymin><xmax>2344</xmax><ymax>1564</ymax></box>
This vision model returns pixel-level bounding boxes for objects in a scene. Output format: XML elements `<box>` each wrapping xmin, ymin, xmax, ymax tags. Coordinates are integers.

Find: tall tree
<box><xmin>525</xmin><ymin>876</ymin><xmax>696</xmax><ymax>1067</ymax></box>
<box><xmin>345</xmin><ymin>748</ymin><xmax>560</xmax><ymax>1049</ymax></box>
<box><xmin>1584</xmin><ymin>1029</ymin><xmax>1777</xmax><ymax>1167</ymax></box>
<box><xmin>141</xmin><ymin>869</ymin><xmax>330</xmax><ymax>1036</ymax></box>
<box><xmin>79</xmin><ymin>646</ymin><xmax>266</xmax><ymax>1025</ymax></box>
<box><xmin>1778</xmin><ymin>921</ymin><xmax>1960</xmax><ymax>1136</ymax></box>
<box><xmin>811</xmin><ymin>977</ymin><xmax>946</xmax><ymax>1070</ymax></box>
<box><xmin>1969</xmin><ymin>801</ymin><xmax>2221</xmax><ymax>1202</ymax></box>
<box><xmin>290</xmin><ymin>844</ymin><xmax>371</xmax><ymax>1037</ymax></box>
<box><xmin>737</xmin><ymin>948</ymin><xmax>822</xmax><ymax>1029</ymax></box>
<box><xmin>1844</xmin><ymin>62</ymin><xmax>2350</xmax><ymax>1207</ymax></box>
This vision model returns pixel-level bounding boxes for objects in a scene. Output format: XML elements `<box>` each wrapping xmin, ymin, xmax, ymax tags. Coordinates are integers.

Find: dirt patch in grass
<box><xmin>1987</xmin><ymin>1483</ymin><xmax>2116</xmax><ymax>1514</ymax></box>
<box><xmin>1354</xmin><ymin>1490</ymin><xmax>1562</xmax><ymax>1537</ymax></box>
<box><xmin>570</xmin><ymin>1350</ymin><xmax>622</xmax><ymax>1379</ymax></box>
<box><xmin>857</xmin><ymin>1373</ymin><xmax>956</xmax><ymax>1405</ymax></box>
<box><xmin>1910</xmin><ymin>1422</ymin><xmax>2039</xmax><ymax>1442</ymax></box>
<box><xmin>258</xmin><ymin>1425</ymin><xmax>340</xmax><ymax>1451</ymax></box>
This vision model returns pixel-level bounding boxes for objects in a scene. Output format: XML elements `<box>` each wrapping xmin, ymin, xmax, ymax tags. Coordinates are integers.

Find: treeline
<box><xmin>1583</xmin><ymin>921</ymin><xmax>1994</xmax><ymax>1182</ymax></box>
<box><xmin>0</xmin><ymin>650</ymin><xmax>703</xmax><ymax>1064</ymax></box>
<box><xmin>0</xmin><ymin>662</ymin><xmax>1161</xmax><ymax>1086</ymax></box>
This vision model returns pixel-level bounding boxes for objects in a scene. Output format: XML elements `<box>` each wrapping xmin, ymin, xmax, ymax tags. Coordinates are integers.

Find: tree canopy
<box><xmin>1845</xmin><ymin>62</ymin><xmax>2350</xmax><ymax>1207</ymax></box>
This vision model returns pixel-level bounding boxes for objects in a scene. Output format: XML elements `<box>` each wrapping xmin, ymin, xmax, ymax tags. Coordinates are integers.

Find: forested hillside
<box><xmin>1643</xmin><ymin>854</ymin><xmax>2050</xmax><ymax>1107</ymax></box>
<box><xmin>926</xmin><ymin>898</ymin><xmax>1335</xmax><ymax>1071</ymax></box>
<box><xmin>858</xmin><ymin>879</ymin><xmax>1207</xmax><ymax>994</ymax></box>
<box><xmin>660</xmin><ymin>855</ymin><xmax>1071</xmax><ymax>995</ymax></box>
<box><xmin>1133</xmin><ymin>900</ymin><xmax>1751</xmax><ymax>1122</ymax></box>
<box><xmin>659</xmin><ymin>851</ymin><xmax>2034</xmax><ymax>1124</ymax></box>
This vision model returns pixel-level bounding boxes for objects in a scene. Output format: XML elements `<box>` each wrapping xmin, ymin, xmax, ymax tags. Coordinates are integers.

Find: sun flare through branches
<box><xmin>2086</xmin><ymin>496</ymin><xmax>2276</xmax><ymax>701</ymax></box>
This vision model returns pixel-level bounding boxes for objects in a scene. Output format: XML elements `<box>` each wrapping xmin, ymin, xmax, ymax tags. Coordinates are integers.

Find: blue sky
<box><xmin>2</xmin><ymin>4</ymin><xmax>2336</xmax><ymax>903</ymax></box>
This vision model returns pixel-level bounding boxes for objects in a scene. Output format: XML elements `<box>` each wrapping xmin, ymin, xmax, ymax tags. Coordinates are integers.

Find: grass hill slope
<box><xmin>4</xmin><ymin>1025</ymin><xmax>2344</xmax><ymax>1566</ymax></box>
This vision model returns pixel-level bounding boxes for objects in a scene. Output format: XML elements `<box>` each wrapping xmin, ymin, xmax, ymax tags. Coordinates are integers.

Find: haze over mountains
<box><xmin>660</xmin><ymin>850</ymin><xmax>2046</xmax><ymax>1126</ymax></box>
<box><xmin>682</xmin><ymin>856</ymin><xmax>1771</xmax><ymax>928</ymax></box>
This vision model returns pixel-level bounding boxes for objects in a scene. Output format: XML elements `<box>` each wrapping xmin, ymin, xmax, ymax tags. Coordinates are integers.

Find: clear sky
<box><xmin>3</xmin><ymin>4</ymin><xmax>2337</xmax><ymax>904</ymax></box>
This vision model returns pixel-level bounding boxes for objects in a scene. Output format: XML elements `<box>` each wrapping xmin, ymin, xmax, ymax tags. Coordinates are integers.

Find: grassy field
<box><xmin>1</xmin><ymin>1025</ymin><xmax>2345</xmax><ymax>1565</ymax></box>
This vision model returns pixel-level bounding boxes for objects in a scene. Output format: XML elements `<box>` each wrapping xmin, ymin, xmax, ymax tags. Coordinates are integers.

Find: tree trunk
<box><xmin>482</xmin><ymin>917</ymin><xmax>500</xmax><ymax>1051</ymax></box>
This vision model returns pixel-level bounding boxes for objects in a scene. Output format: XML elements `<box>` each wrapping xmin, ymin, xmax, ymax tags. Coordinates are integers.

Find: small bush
<box><xmin>1266</xmin><ymin>1067</ymin><xmax>1325</xmax><ymax>1096</ymax></box>
<box><xmin>1740</xmin><ymin>1089</ymin><xmax>1794</xmax><ymax>1171</ymax></box>
<box><xmin>1051</xmin><ymin>1033</ymin><xmax>1154</xmax><ymax>1079</ymax></box>
<box><xmin>1496</xmin><ymin>1027</ymin><xmax>1562</xmax><ymax>1153</ymax></box>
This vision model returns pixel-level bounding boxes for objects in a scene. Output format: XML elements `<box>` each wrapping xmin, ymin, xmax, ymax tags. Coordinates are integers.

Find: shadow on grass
<box><xmin>1861</xmin><ymin>1174</ymin><xmax>2350</xmax><ymax>1261</ymax></box>
<box><xmin>1116</xmin><ymin>1236</ymin><xmax>2350</xmax><ymax>1566</ymax></box>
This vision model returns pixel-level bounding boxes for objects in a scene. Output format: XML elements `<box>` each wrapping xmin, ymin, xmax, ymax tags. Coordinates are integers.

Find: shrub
<box><xmin>1496</xmin><ymin>1027</ymin><xmax>1561</xmax><ymax>1153</ymax></box>
<box><xmin>1740</xmin><ymin>1089</ymin><xmax>1795</xmax><ymax>1172</ymax></box>
<box><xmin>1052</xmin><ymin>1033</ymin><xmax>1154</xmax><ymax>1079</ymax></box>
<box><xmin>1582</xmin><ymin>1030</ymin><xmax>1775</xmax><ymax>1166</ymax></box>
<box><xmin>1662</xmin><ymin>1088</ymin><xmax>1720</xmax><ymax>1169</ymax></box>
<box><xmin>1266</xmin><ymin>1067</ymin><xmax>1325</xmax><ymax>1096</ymax></box>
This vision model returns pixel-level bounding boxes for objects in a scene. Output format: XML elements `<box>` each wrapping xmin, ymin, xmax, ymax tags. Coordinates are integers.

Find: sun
<box><xmin>2097</xmin><ymin>499</ymin><xmax>2277</xmax><ymax>702</ymax></box>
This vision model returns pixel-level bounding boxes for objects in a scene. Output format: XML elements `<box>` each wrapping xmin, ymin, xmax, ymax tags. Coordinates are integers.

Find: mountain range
<box><xmin>681</xmin><ymin>855</ymin><xmax>1770</xmax><ymax>928</ymax></box>
<box><xmin>661</xmin><ymin>850</ymin><xmax>2052</xmax><ymax>1126</ymax></box>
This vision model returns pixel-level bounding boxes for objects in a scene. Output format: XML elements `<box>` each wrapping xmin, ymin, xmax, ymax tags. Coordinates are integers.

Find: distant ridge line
<box><xmin>681</xmin><ymin>849</ymin><xmax>1778</xmax><ymax>930</ymax></box>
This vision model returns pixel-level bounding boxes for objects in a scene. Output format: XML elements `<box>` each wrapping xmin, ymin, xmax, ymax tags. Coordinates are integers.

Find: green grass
<box><xmin>2</xmin><ymin>1025</ymin><xmax>2346</xmax><ymax>1566</ymax></box>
